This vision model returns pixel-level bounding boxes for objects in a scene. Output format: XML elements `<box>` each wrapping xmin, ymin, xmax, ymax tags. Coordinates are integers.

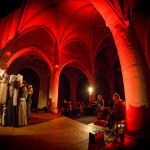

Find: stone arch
<box><xmin>61</xmin><ymin>38</ymin><xmax>91</xmax><ymax>58</ymax></box>
<box><xmin>0</xmin><ymin>26</ymin><xmax>56</xmax><ymax>70</ymax></box>
<box><xmin>59</xmin><ymin>60</ymin><xmax>91</xmax><ymax>103</ymax></box>
<box><xmin>7</xmin><ymin>47</ymin><xmax>53</xmax><ymax>72</ymax></box>
<box><xmin>91</xmin><ymin>0</ymin><xmax>150</xmax><ymax>148</ymax></box>
<box><xmin>7</xmin><ymin>50</ymin><xmax>51</xmax><ymax>109</ymax></box>
<box><xmin>60</xmin><ymin>59</ymin><xmax>91</xmax><ymax>83</ymax></box>
<box><xmin>61</xmin><ymin>40</ymin><xmax>92</xmax><ymax>72</ymax></box>
<box><xmin>94</xmin><ymin>35</ymin><xmax>115</xmax><ymax>59</ymax></box>
<box><xmin>17</xmin><ymin>25</ymin><xmax>56</xmax><ymax>45</ymax></box>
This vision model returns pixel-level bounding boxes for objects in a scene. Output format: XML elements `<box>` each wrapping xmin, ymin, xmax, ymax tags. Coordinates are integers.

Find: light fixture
<box><xmin>89</xmin><ymin>87</ymin><xmax>93</xmax><ymax>95</ymax></box>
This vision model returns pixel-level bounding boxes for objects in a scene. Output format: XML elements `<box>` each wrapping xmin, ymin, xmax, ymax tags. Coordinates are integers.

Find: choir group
<box><xmin>0</xmin><ymin>73</ymin><xmax>33</xmax><ymax>127</ymax></box>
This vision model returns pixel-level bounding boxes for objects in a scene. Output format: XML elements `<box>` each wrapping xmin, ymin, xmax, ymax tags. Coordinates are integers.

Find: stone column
<box><xmin>91</xmin><ymin>0</ymin><xmax>150</xmax><ymax>148</ymax></box>
<box><xmin>49</xmin><ymin>67</ymin><xmax>60</xmax><ymax>113</ymax></box>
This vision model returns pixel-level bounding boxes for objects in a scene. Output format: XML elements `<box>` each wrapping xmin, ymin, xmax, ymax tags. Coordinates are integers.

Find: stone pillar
<box><xmin>49</xmin><ymin>67</ymin><xmax>60</xmax><ymax>113</ymax></box>
<box><xmin>91</xmin><ymin>0</ymin><xmax>150</xmax><ymax>148</ymax></box>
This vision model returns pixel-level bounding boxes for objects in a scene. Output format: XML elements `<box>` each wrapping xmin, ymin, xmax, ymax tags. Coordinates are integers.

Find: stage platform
<box><xmin>0</xmin><ymin>113</ymin><xmax>113</xmax><ymax>150</ymax></box>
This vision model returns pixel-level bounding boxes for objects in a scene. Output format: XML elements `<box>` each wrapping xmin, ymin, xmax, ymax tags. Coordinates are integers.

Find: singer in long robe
<box><xmin>13</xmin><ymin>80</ymin><xmax>20</xmax><ymax>126</ymax></box>
<box><xmin>6</xmin><ymin>82</ymin><xmax>14</xmax><ymax>126</ymax></box>
<box><xmin>0</xmin><ymin>73</ymin><xmax>9</xmax><ymax>126</ymax></box>
<box><xmin>18</xmin><ymin>82</ymin><xmax>27</xmax><ymax>126</ymax></box>
<box><xmin>27</xmin><ymin>85</ymin><xmax>33</xmax><ymax>120</ymax></box>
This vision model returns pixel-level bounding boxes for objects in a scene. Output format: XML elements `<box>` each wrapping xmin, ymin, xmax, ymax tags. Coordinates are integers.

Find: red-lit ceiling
<box><xmin>0</xmin><ymin>0</ymin><xmax>120</xmax><ymax>76</ymax></box>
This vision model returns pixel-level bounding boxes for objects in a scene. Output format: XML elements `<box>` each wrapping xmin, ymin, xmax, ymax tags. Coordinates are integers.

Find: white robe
<box><xmin>13</xmin><ymin>88</ymin><xmax>19</xmax><ymax>106</ymax></box>
<box><xmin>0</xmin><ymin>76</ymin><xmax>9</xmax><ymax>104</ymax></box>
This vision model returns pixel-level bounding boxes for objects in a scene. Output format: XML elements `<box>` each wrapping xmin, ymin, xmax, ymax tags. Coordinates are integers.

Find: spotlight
<box><xmin>89</xmin><ymin>87</ymin><xmax>93</xmax><ymax>95</ymax></box>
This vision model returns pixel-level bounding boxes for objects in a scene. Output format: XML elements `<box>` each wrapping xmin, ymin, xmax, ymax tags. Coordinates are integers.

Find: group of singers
<box><xmin>0</xmin><ymin>73</ymin><xmax>33</xmax><ymax>127</ymax></box>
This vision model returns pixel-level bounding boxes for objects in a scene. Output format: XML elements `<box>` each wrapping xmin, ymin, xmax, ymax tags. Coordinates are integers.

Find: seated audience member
<box><xmin>68</xmin><ymin>101</ymin><xmax>72</xmax><ymax>116</ymax></box>
<box><xmin>72</xmin><ymin>101</ymin><xmax>77</xmax><ymax>116</ymax></box>
<box><xmin>80</xmin><ymin>101</ymin><xmax>85</xmax><ymax>115</ymax></box>
<box><xmin>61</xmin><ymin>100</ymin><xmax>68</xmax><ymax>115</ymax></box>
<box><xmin>73</xmin><ymin>101</ymin><xmax>80</xmax><ymax>116</ymax></box>
<box><xmin>85</xmin><ymin>102</ymin><xmax>91</xmax><ymax>115</ymax></box>
<box><xmin>58</xmin><ymin>100</ymin><xmax>63</xmax><ymax>114</ymax></box>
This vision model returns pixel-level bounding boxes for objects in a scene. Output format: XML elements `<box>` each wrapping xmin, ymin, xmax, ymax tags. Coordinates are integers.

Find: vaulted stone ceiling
<box><xmin>0</xmin><ymin>0</ymin><xmax>149</xmax><ymax>78</ymax></box>
<box><xmin>0</xmin><ymin>0</ymin><xmax>117</xmax><ymax>79</ymax></box>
